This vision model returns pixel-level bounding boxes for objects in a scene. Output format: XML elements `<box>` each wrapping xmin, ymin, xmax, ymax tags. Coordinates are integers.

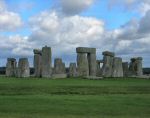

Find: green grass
<box><xmin>0</xmin><ymin>77</ymin><xmax>149</xmax><ymax>118</ymax></box>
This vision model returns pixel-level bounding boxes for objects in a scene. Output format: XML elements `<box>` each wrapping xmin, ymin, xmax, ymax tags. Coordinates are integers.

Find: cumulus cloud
<box><xmin>57</xmin><ymin>0</ymin><xmax>95</xmax><ymax>15</ymax></box>
<box><xmin>0</xmin><ymin>35</ymin><xmax>33</xmax><ymax>57</ymax></box>
<box><xmin>0</xmin><ymin>0</ymin><xmax>23</xmax><ymax>31</ymax></box>
<box><xmin>29</xmin><ymin>11</ymin><xmax>104</xmax><ymax>57</ymax></box>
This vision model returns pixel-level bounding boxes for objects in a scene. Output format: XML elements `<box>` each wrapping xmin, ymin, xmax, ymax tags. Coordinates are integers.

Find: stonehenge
<box><xmin>112</xmin><ymin>57</ymin><xmax>123</xmax><ymax>77</ymax></box>
<box><xmin>17</xmin><ymin>58</ymin><xmax>30</xmax><ymax>78</ymax></box>
<box><xmin>76</xmin><ymin>47</ymin><xmax>96</xmax><ymax>77</ymax></box>
<box><xmin>129</xmin><ymin>57</ymin><xmax>143</xmax><ymax>77</ymax></box>
<box><xmin>102</xmin><ymin>51</ymin><xmax>114</xmax><ymax>77</ymax></box>
<box><xmin>69</xmin><ymin>63</ymin><xmax>77</xmax><ymax>77</ymax></box>
<box><xmin>6</xmin><ymin>58</ymin><xmax>17</xmax><ymax>77</ymax></box>
<box><xmin>42</xmin><ymin>46</ymin><xmax>52</xmax><ymax>78</ymax></box>
<box><xmin>33</xmin><ymin>49</ymin><xmax>42</xmax><ymax>77</ymax></box>
<box><xmin>5</xmin><ymin>46</ymin><xmax>144</xmax><ymax>79</ymax></box>
<box><xmin>52</xmin><ymin>58</ymin><xmax>67</xmax><ymax>79</ymax></box>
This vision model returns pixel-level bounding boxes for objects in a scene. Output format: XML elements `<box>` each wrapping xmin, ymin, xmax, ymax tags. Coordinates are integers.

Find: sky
<box><xmin>0</xmin><ymin>0</ymin><xmax>150</xmax><ymax>67</ymax></box>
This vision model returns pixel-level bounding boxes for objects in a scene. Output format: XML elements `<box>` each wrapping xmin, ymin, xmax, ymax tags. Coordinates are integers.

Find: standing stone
<box><xmin>102</xmin><ymin>51</ymin><xmax>115</xmax><ymax>77</ymax></box>
<box><xmin>52</xmin><ymin>58</ymin><xmax>67</xmax><ymax>79</ymax></box>
<box><xmin>17</xmin><ymin>58</ymin><xmax>30</xmax><ymax>78</ymax></box>
<box><xmin>6</xmin><ymin>58</ymin><xmax>17</xmax><ymax>77</ymax></box>
<box><xmin>41</xmin><ymin>46</ymin><xmax>52</xmax><ymax>78</ymax></box>
<box><xmin>69</xmin><ymin>63</ymin><xmax>77</xmax><ymax>77</ymax></box>
<box><xmin>128</xmin><ymin>57</ymin><xmax>143</xmax><ymax>77</ymax></box>
<box><xmin>76</xmin><ymin>47</ymin><xmax>96</xmax><ymax>77</ymax></box>
<box><xmin>54</xmin><ymin>58</ymin><xmax>65</xmax><ymax>74</ymax></box>
<box><xmin>112</xmin><ymin>57</ymin><xmax>123</xmax><ymax>77</ymax></box>
<box><xmin>136</xmin><ymin>57</ymin><xmax>143</xmax><ymax>76</ymax></box>
<box><xmin>88</xmin><ymin>53</ymin><xmax>96</xmax><ymax>76</ymax></box>
<box><xmin>33</xmin><ymin>49</ymin><xmax>42</xmax><ymax>77</ymax></box>
<box><xmin>122</xmin><ymin>62</ymin><xmax>129</xmax><ymax>77</ymax></box>
<box><xmin>77</xmin><ymin>53</ymin><xmax>89</xmax><ymax>76</ymax></box>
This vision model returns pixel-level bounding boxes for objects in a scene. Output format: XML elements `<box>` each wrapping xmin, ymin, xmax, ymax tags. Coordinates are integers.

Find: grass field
<box><xmin>0</xmin><ymin>77</ymin><xmax>149</xmax><ymax>118</ymax></box>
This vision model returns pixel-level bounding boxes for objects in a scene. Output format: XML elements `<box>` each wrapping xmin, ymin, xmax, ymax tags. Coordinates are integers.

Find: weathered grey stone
<box><xmin>102</xmin><ymin>51</ymin><xmax>115</xmax><ymax>57</ymax></box>
<box><xmin>102</xmin><ymin>55</ymin><xmax>114</xmax><ymax>77</ymax></box>
<box><xmin>77</xmin><ymin>53</ymin><xmax>89</xmax><ymax>76</ymax></box>
<box><xmin>52</xmin><ymin>74</ymin><xmax>67</xmax><ymax>79</ymax></box>
<box><xmin>33</xmin><ymin>49</ymin><xmax>42</xmax><ymax>77</ymax></box>
<box><xmin>54</xmin><ymin>58</ymin><xmax>66</xmax><ymax>74</ymax></box>
<box><xmin>129</xmin><ymin>57</ymin><xmax>143</xmax><ymax>76</ymax></box>
<box><xmin>88</xmin><ymin>53</ymin><xmax>96</xmax><ymax>76</ymax></box>
<box><xmin>69</xmin><ymin>63</ymin><xmax>77</xmax><ymax>77</ymax></box>
<box><xmin>136</xmin><ymin>57</ymin><xmax>143</xmax><ymax>76</ymax></box>
<box><xmin>76</xmin><ymin>47</ymin><xmax>96</xmax><ymax>77</ymax></box>
<box><xmin>76</xmin><ymin>47</ymin><xmax>96</xmax><ymax>53</ymax></box>
<box><xmin>41</xmin><ymin>46</ymin><xmax>52</xmax><ymax>78</ymax></box>
<box><xmin>122</xmin><ymin>62</ymin><xmax>129</xmax><ymax>77</ymax></box>
<box><xmin>112</xmin><ymin>57</ymin><xmax>123</xmax><ymax>77</ymax></box>
<box><xmin>17</xmin><ymin>58</ymin><xmax>30</xmax><ymax>78</ymax></box>
<box><xmin>83</xmin><ymin>76</ymin><xmax>103</xmax><ymax>80</ymax></box>
<box><xmin>6</xmin><ymin>58</ymin><xmax>17</xmax><ymax>77</ymax></box>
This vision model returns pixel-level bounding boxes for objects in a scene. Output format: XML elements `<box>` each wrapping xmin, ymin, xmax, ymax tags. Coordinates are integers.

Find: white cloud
<box><xmin>0</xmin><ymin>0</ymin><xmax>23</xmax><ymax>31</ymax></box>
<box><xmin>29</xmin><ymin>11</ymin><xmax>104</xmax><ymax>57</ymax></box>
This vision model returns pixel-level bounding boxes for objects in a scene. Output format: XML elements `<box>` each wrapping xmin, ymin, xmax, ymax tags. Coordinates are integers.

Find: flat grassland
<box><xmin>0</xmin><ymin>77</ymin><xmax>149</xmax><ymax>118</ymax></box>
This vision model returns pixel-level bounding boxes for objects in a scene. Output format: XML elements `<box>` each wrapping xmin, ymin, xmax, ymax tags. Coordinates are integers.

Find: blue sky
<box><xmin>0</xmin><ymin>0</ymin><xmax>150</xmax><ymax>67</ymax></box>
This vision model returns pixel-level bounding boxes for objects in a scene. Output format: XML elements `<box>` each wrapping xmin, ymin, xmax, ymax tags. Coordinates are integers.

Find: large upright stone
<box><xmin>77</xmin><ymin>53</ymin><xmax>89</xmax><ymax>76</ymax></box>
<box><xmin>76</xmin><ymin>47</ymin><xmax>96</xmax><ymax>77</ymax></box>
<box><xmin>33</xmin><ymin>49</ymin><xmax>42</xmax><ymax>77</ymax></box>
<box><xmin>6</xmin><ymin>58</ymin><xmax>17</xmax><ymax>77</ymax></box>
<box><xmin>128</xmin><ymin>57</ymin><xmax>143</xmax><ymax>76</ymax></box>
<box><xmin>88</xmin><ymin>53</ymin><xmax>96</xmax><ymax>76</ymax></box>
<box><xmin>122</xmin><ymin>62</ymin><xmax>129</xmax><ymax>77</ymax></box>
<box><xmin>112</xmin><ymin>57</ymin><xmax>123</xmax><ymax>77</ymax></box>
<box><xmin>136</xmin><ymin>57</ymin><xmax>143</xmax><ymax>76</ymax></box>
<box><xmin>102</xmin><ymin>51</ymin><xmax>115</xmax><ymax>77</ymax></box>
<box><xmin>41</xmin><ymin>46</ymin><xmax>52</xmax><ymax>78</ymax></box>
<box><xmin>17</xmin><ymin>58</ymin><xmax>30</xmax><ymax>78</ymax></box>
<box><xmin>69</xmin><ymin>63</ymin><xmax>77</xmax><ymax>77</ymax></box>
<box><xmin>54</xmin><ymin>58</ymin><xmax>65</xmax><ymax>74</ymax></box>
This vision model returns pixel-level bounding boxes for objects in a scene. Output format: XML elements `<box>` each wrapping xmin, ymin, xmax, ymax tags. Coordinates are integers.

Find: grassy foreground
<box><xmin>0</xmin><ymin>77</ymin><xmax>149</xmax><ymax>118</ymax></box>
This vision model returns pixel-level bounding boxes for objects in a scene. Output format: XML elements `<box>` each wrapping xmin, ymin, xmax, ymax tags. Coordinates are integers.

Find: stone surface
<box><xmin>17</xmin><ymin>58</ymin><xmax>30</xmax><ymax>78</ymax></box>
<box><xmin>136</xmin><ymin>57</ymin><xmax>143</xmax><ymax>76</ymax></box>
<box><xmin>122</xmin><ymin>62</ymin><xmax>129</xmax><ymax>77</ymax></box>
<box><xmin>102</xmin><ymin>56</ymin><xmax>114</xmax><ymax>77</ymax></box>
<box><xmin>69</xmin><ymin>63</ymin><xmax>77</xmax><ymax>77</ymax></box>
<box><xmin>76</xmin><ymin>47</ymin><xmax>96</xmax><ymax>53</ymax></box>
<box><xmin>6</xmin><ymin>58</ymin><xmax>17</xmax><ymax>77</ymax></box>
<box><xmin>112</xmin><ymin>57</ymin><xmax>123</xmax><ymax>77</ymax></box>
<box><xmin>54</xmin><ymin>58</ymin><xmax>66</xmax><ymax>74</ymax></box>
<box><xmin>83</xmin><ymin>76</ymin><xmax>103</xmax><ymax>80</ymax></box>
<box><xmin>33</xmin><ymin>50</ymin><xmax>42</xmax><ymax>77</ymax></box>
<box><xmin>102</xmin><ymin>51</ymin><xmax>115</xmax><ymax>57</ymax></box>
<box><xmin>52</xmin><ymin>74</ymin><xmax>67</xmax><ymax>79</ymax></box>
<box><xmin>88</xmin><ymin>53</ymin><xmax>96</xmax><ymax>76</ymax></box>
<box><xmin>41</xmin><ymin>46</ymin><xmax>52</xmax><ymax>78</ymax></box>
<box><xmin>129</xmin><ymin>57</ymin><xmax>143</xmax><ymax>76</ymax></box>
<box><xmin>77</xmin><ymin>53</ymin><xmax>89</xmax><ymax>76</ymax></box>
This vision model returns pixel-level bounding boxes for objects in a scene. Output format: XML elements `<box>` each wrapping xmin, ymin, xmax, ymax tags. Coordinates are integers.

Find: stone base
<box><xmin>52</xmin><ymin>74</ymin><xmax>67</xmax><ymax>79</ymax></box>
<box><xmin>83</xmin><ymin>76</ymin><xmax>103</xmax><ymax>80</ymax></box>
<box><xmin>129</xmin><ymin>75</ymin><xmax>150</xmax><ymax>79</ymax></box>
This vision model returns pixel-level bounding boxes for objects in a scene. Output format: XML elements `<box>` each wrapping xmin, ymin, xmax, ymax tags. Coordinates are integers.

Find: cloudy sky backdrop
<box><xmin>0</xmin><ymin>0</ymin><xmax>150</xmax><ymax>67</ymax></box>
